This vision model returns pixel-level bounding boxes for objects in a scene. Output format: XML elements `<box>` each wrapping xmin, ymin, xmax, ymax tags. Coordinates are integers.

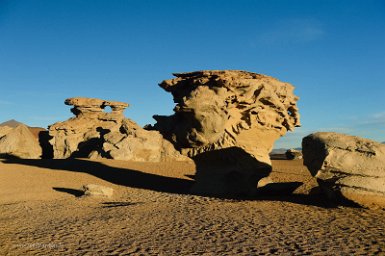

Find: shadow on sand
<box><xmin>52</xmin><ymin>187</ymin><xmax>84</xmax><ymax>197</ymax></box>
<box><xmin>3</xmin><ymin>158</ymin><xmax>193</xmax><ymax>194</ymax></box>
<box><xmin>2</xmin><ymin>158</ymin><xmax>360</xmax><ymax>208</ymax></box>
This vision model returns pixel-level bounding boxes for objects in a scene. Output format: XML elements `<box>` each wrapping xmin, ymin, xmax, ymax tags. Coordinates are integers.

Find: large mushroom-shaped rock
<box><xmin>150</xmin><ymin>70</ymin><xmax>300</xmax><ymax>196</ymax></box>
<box><xmin>49</xmin><ymin>97</ymin><xmax>189</xmax><ymax>162</ymax></box>
<box><xmin>302</xmin><ymin>132</ymin><xmax>385</xmax><ymax>208</ymax></box>
<box><xmin>0</xmin><ymin>124</ymin><xmax>42</xmax><ymax>159</ymax></box>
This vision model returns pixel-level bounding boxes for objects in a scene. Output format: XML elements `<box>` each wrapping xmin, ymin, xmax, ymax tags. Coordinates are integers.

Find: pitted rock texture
<box><xmin>150</xmin><ymin>70</ymin><xmax>300</xmax><ymax>196</ymax></box>
<box><xmin>0</xmin><ymin>124</ymin><xmax>42</xmax><ymax>159</ymax></box>
<box><xmin>302</xmin><ymin>132</ymin><xmax>385</xmax><ymax>208</ymax></box>
<box><xmin>49</xmin><ymin>97</ymin><xmax>189</xmax><ymax>162</ymax></box>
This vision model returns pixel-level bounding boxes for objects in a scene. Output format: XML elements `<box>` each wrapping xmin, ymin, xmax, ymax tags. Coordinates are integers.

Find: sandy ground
<box><xmin>0</xmin><ymin>158</ymin><xmax>384</xmax><ymax>255</ymax></box>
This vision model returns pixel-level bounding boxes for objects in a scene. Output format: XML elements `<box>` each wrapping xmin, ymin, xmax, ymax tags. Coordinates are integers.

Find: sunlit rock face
<box><xmin>48</xmin><ymin>97</ymin><xmax>189</xmax><ymax>162</ymax></box>
<box><xmin>303</xmin><ymin>132</ymin><xmax>385</xmax><ymax>209</ymax></box>
<box><xmin>49</xmin><ymin>97</ymin><xmax>128</xmax><ymax>159</ymax></box>
<box><xmin>150</xmin><ymin>70</ymin><xmax>300</xmax><ymax>196</ymax></box>
<box><xmin>0</xmin><ymin>124</ymin><xmax>42</xmax><ymax>159</ymax></box>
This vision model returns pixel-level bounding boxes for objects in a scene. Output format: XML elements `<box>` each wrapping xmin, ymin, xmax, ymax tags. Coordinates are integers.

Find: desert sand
<box><xmin>1</xmin><ymin>158</ymin><xmax>384</xmax><ymax>255</ymax></box>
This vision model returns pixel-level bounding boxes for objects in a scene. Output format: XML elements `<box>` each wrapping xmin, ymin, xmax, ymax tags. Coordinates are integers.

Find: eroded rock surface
<box><xmin>150</xmin><ymin>70</ymin><xmax>300</xmax><ymax>196</ymax></box>
<box><xmin>302</xmin><ymin>132</ymin><xmax>385</xmax><ymax>208</ymax></box>
<box><xmin>49</xmin><ymin>97</ymin><xmax>189</xmax><ymax>162</ymax></box>
<box><xmin>0</xmin><ymin>124</ymin><xmax>42</xmax><ymax>159</ymax></box>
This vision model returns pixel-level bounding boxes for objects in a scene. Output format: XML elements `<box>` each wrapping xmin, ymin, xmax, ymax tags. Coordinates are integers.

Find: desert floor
<box><xmin>1</xmin><ymin>158</ymin><xmax>384</xmax><ymax>255</ymax></box>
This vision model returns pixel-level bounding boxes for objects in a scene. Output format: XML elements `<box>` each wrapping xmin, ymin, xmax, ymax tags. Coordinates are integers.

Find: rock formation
<box><xmin>102</xmin><ymin>118</ymin><xmax>188</xmax><ymax>162</ymax></box>
<box><xmin>285</xmin><ymin>149</ymin><xmax>302</xmax><ymax>160</ymax></box>
<box><xmin>48</xmin><ymin>97</ymin><xmax>189</xmax><ymax>162</ymax></box>
<box><xmin>49</xmin><ymin>97</ymin><xmax>128</xmax><ymax>159</ymax></box>
<box><xmin>302</xmin><ymin>132</ymin><xmax>385</xmax><ymax>208</ymax></box>
<box><xmin>0</xmin><ymin>124</ymin><xmax>42</xmax><ymax>159</ymax></box>
<box><xmin>0</xmin><ymin>126</ymin><xmax>13</xmax><ymax>138</ymax></box>
<box><xmin>150</xmin><ymin>70</ymin><xmax>300</xmax><ymax>196</ymax></box>
<box><xmin>0</xmin><ymin>119</ymin><xmax>24</xmax><ymax>128</ymax></box>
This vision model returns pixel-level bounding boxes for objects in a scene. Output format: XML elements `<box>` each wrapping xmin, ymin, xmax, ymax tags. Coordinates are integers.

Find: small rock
<box><xmin>82</xmin><ymin>184</ymin><xmax>114</xmax><ymax>198</ymax></box>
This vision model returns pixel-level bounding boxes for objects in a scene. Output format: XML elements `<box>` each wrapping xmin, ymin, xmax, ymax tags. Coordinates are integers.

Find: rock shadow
<box><xmin>191</xmin><ymin>147</ymin><xmax>272</xmax><ymax>197</ymax></box>
<box><xmin>257</xmin><ymin>182</ymin><xmax>303</xmax><ymax>196</ymax></box>
<box><xmin>53</xmin><ymin>187</ymin><xmax>84</xmax><ymax>197</ymax></box>
<box><xmin>70</xmin><ymin>127</ymin><xmax>111</xmax><ymax>159</ymax></box>
<box><xmin>3</xmin><ymin>158</ymin><xmax>193</xmax><ymax>195</ymax></box>
<box><xmin>38</xmin><ymin>131</ymin><xmax>53</xmax><ymax>159</ymax></box>
<box><xmin>101</xmin><ymin>202</ymin><xmax>143</xmax><ymax>208</ymax></box>
<box><xmin>2</xmin><ymin>158</ymin><xmax>359</xmax><ymax>208</ymax></box>
<box><xmin>0</xmin><ymin>153</ymin><xmax>21</xmax><ymax>159</ymax></box>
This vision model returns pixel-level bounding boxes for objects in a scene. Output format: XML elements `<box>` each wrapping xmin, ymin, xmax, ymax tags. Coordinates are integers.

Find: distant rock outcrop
<box><xmin>0</xmin><ymin>124</ymin><xmax>42</xmax><ymax>159</ymax></box>
<box><xmin>150</xmin><ymin>70</ymin><xmax>300</xmax><ymax>196</ymax></box>
<box><xmin>0</xmin><ymin>119</ymin><xmax>24</xmax><ymax>128</ymax></box>
<box><xmin>48</xmin><ymin>97</ymin><xmax>189</xmax><ymax>162</ymax></box>
<box><xmin>0</xmin><ymin>119</ymin><xmax>46</xmax><ymax>140</ymax></box>
<box><xmin>302</xmin><ymin>132</ymin><xmax>385</xmax><ymax>208</ymax></box>
<box><xmin>285</xmin><ymin>149</ymin><xmax>302</xmax><ymax>160</ymax></box>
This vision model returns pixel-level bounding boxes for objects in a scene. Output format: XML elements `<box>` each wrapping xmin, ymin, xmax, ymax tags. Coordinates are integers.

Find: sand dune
<box><xmin>1</xmin><ymin>159</ymin><xmax>384</xmax><ymax>255</ymax></box>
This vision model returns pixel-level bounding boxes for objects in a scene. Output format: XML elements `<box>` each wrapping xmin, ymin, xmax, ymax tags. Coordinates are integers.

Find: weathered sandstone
<box><xmin>302</xmin><ymin>132</ymin><xmax>385</xmax><ymax>208</ymax></box>
<box><xmin>0</xmin><ymin>126</ymin><xmax>13</xmax><ymax>138</ymax></box>
<box><xmin>150</xmin><ymin>70</ymin><xmax>300</xmax><ymax>196</ymax></box>
<box><xmin>48</xmin><ymin>97</ymin><xmax>189</xmax><ymax>162</ymax></box>
<box><xmin>0</xmin><ymin>124</ymin><xmax>42</xmax><ymax>159</ymax></box>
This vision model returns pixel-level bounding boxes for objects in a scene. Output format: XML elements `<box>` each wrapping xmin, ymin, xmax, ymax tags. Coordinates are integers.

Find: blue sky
<box><xmin>0</xmin><ymin>0</ymin><xmax>384</xmax><ymax>148</ymax></box>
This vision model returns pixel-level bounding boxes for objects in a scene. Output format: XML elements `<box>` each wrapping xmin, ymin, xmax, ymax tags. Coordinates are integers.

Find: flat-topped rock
<box><xmin>66</xmin><ymin>97</ymin><xmax>128</xmax><ymax>112</ymax></box>
<box><xmin>64</xmin><ymin>97</ymin><xmax>128</xmax><ymax>121</ymax></box>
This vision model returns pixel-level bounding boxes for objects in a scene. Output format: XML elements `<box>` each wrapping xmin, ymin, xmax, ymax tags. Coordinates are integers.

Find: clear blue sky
<box><xmin>0</xmin><ymin>0</ymin><xmax>384</xmax><ymax>148</ymax></box>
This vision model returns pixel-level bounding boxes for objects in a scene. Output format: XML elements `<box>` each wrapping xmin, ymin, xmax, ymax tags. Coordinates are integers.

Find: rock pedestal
<box><xmin>150</xmin><ymin>70</ymin><xmax>300</xmax><ymax>196</ymax></box>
